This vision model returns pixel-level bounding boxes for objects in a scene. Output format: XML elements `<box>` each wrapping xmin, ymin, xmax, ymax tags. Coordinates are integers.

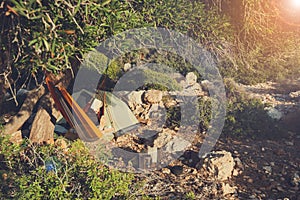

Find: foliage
<box><xmin>222</xmin><ymin>79</ymin><xmax>282</xmax><ymax>137</ymax></box>
<box><xmin>1</xmin><ymin>0</ymin><xmax>232</xmax><ymax>84</ymax></box>
<box><xmin>0</xmin><ymin>137</ymin><xmax>139</xmax><ymax>199</ymax></box>
<box><xmin>164</xmin><ymin>96</ymin><xmax>212</xmax><ymax>131</ymax></box>
<box><xmin>216</xmin><ymin>0</ymin><xmax>300</xmax><ymax>84</ymax></box>
<box><xmin>185</xmin><ymin>191</ymin><xmax>196</xmax><ymax>200</ymax></box>
<box><xmin>0</xmin><ymin>0</ymin><xmax>145</xmax><ymax>74</ymax></box>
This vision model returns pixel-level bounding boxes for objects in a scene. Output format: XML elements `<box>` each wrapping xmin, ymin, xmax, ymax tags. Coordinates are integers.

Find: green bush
<box><xmin>1</xmin><ymin>0</ymin><xmax>145</xmax><ymax>73</ymax></box>
<box><xmin>0</xmin><ymin>137</ymin><xmax>139</xmax><ymax>199</ymax></box>
<box><xmin>222</xmin><ymin>79</ymin><xmax>282</xmax><ymax>137</ymax></box>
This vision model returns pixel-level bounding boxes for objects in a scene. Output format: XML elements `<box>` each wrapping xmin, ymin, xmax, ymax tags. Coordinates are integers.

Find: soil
<box><xmin>127</xmin><ymin>79</ymin><xmax>300</xmax><ymax>199</ymax></box>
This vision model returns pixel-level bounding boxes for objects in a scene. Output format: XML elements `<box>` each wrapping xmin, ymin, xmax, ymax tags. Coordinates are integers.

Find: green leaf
<box><xmin>42</xmin><ymin>38</ymin><xmax>50</xmax><ymax>51</ymax></box>
<box><xmin>101</xmin><ymin>0</ymin><xmax>111</xmax><ymax>7</ymax></box>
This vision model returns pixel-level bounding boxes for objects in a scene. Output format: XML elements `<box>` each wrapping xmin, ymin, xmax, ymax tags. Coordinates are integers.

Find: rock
<box><xmin>247</xmin><ymin>178</ymin><xmax>254</xmax><ymax>183</ymax></box>
<box><xmin>148</xmin><ymin>104</ymin><xmax>159</xmax><ymax>117</ymax></box>
<box><xmin>9</xmin><ymin>130</ymin><xmax>23</xmax><ymax>144</ymax></box>
<box><xmin>153</xmin><ymin>129</ymin><xmax>174</xmax><ymax>148</ymax></box>
<box><xmin>165</xmin><ymin>136</ymin><xmax>190</xmax><ymax>153</ymax></box>
<box><xmin>162</xmin><ymin>167</ymin><xmax>171</xmax><ymax>174</ymax></box>
<box><xmin>221</xmin><ymin>183</ymin><xmax>236</xmax><ymax>195</ymax></box>
<box><xmin>284</xmin><ymin>141</ymin><xmax>294</xmax><ymax>146</ymax></box>
<box><xmin>29</xmin><ymin>108</ymin><xmax>54</xmax><ymax>144</ymax></box>
<box><xmin>170</xmin><ymin>165</ymin><xmax>183</xmax><ymax>175</ymax></box>
<box><xmin>201</xmin><ymin>80</ymin><xmax>212</xmax><ymax>92</ymax></box>
<box><xmin>54</xmin><ymin>125</ymin><xmax>68</xmax><ymax>134</ymax></box>
<box><xmin>123</xmin><ymin>63</ymin><xmax>131</xmax><ymax>71</ymax></box>
<box><xmin>147</xmin><ymin>146</ymin><xmax>158</xmax><ymax>163</ymax></box>
<box><xmin>148</xmin><ymin>104</ymin><xmax>166</xmax><ymax>125</ymax></box>
<box><xmin>262</xmin><ymin>166</ymin><xmax>272</xmax><ymax>175</ymax></box>
<box><xmin>64</xmin><ymin>129</ymin><xmax>79</xmax><ymax>140</ymax></box>
<box><xmin>144</xmin><ymin>90</ymin><xmax>163</xmax><ymax>104</ymax></box>
<box><xmin>290</xmin><ymin>172</ymin><xmax>300</xmax><ymax>187</ymax></box>
<box><xmin>186</xmin><ymin>72</ymin><xmax>197</xmax><ymax>86</ymax></box>
<box><xmin>234</xmin><ymin>157</ymin><xmax>243</xmax><ymax>170</ymax></box>
<box><xmin>232</xmin><ymin>169</ymin><xmax>239</xmax><ymax>176</ymax></box>
<box><xmin>203</xmin><ymin>150</ymin><xmax>235</xmax><ymax>181</ymax></box>
<box><xmin>3</xmin><ymin>86</ymin><xmax>46</xmax><ymax>135</ymax></box>
<box><xmin>55</xmin><ymin>138</ymin><xmax>68</xmax><ymax>150</ymax></box>
<box><xmin>276</xmin><ymin>186</ymin><xmax>284</xmax><ymax>192</ymax></box>
<box><xmin>264</xmin><ymin>107</ymin><xmax>283</xmax><ymax>120</ymax></box>
<box><xmin>289</xmin><ymin>91</ymin><xmax>300</xmax><ymax>98</ymax></box>
<box><xmin>128</xmin><ymin>90</ymin><xmax>144</xmax><ymax>109</ymax></box>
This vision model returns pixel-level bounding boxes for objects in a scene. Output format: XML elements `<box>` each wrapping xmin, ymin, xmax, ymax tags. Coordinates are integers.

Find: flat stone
<box><xmin>165</xmin><ymin>136</ymin><xmax>190</xmax><ymax>153</ymax></box>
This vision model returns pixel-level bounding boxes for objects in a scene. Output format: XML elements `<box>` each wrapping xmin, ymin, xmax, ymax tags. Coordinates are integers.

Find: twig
<box><xmin>1</xmin><ymin>71</ymin><xmax>18</xmax><ymax>106</ymax></box>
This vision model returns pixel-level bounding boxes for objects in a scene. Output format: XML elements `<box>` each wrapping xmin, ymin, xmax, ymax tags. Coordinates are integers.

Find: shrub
<box><xmin>222</xmin><ymin>79</ymin><xmax>282</xmax><ymax>137</ymax></box>
<box><xmin>0</xmin><ymin>137</ymin><xmax>138</xmax><ymax>199</ymax></box>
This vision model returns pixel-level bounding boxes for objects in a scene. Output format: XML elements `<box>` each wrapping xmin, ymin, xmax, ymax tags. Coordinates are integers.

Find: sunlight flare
<box><xmin>291</xmin><ymin>0</ymin><xmax>300</xmax><ymax>7</ymax></box>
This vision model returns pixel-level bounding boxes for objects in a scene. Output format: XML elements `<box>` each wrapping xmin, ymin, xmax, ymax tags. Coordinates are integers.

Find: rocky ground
<box><xmin>113</xmin><ymin>76</ymin><xmax>300</xmax><ymax>199</ymax></box>
<box><xmin>1</xmin><ymin>72</ymin><xmax>300</xmax><ymax>199</ymax></box>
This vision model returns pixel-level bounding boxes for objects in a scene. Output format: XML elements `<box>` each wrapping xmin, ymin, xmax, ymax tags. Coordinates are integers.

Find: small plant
<box><xmin>185</xmin><ymin>191</ymin><xmax>196</xmax><ymax>200</ymax></box>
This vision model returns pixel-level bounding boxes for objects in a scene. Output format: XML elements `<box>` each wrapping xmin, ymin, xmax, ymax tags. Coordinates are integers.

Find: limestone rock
<box><xmin>289</xmin><ymin>90</ymin><xmax>300</xmax><ymax>99</ymax></box>
<box><xmin>166</xmin><ymin>136</ymin><xmax>190</xmax><ymax>153</ymax></box>
<box><xmin>55</xmin><ymin>138</ymin><xmax>68</xmax><ymax>150</ymax></box>
<box><xmin>144</xmin><ymin>90</ymin><xmax>163</xmax><ymax>104</ymax></box>
<box><xmin>201</xmin><ymin>80</ymin><xmax>212</xmax><ymax>92</ymax></box>
<box><xmin>29</xmin><ymin>108</ymin><xmax>54</xmax><ymax>144</ymax></box>
<box><xmin>123</xmin><ymin>63</ymin><xmax>131</xmax><ymax>71</ymax></box>
<box><xmin>153</xmin><ymin>129</ymin><xmax>174</xmax><ymax>148</ymax></box>
<box><xmin>128</xmin><ymin>91</ymin><xmax>144</xmax><ymax>109</ymax></box>
<box><xmin>203</xmin><ymin>150</ymin><xmax>235</xmax><ymax>181</ymax></box>
<box><xmin>221</xmin><ymin>183</ymin><xmax>237</xmax><ymax>195</ymax></box>
<box><xmin>186</xmin><ymin>72</ymin><xmax>197</xmax><ymax>86</ymax></box>
<box><xmin>9</xmin><ymin>130</ymin><xmax>23</xmax><ymax>144</ymax></box>
<box><xmin>3</xmin><ymin>86</ymin><xmax>45</xmax><ymax>135</ymax></box>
